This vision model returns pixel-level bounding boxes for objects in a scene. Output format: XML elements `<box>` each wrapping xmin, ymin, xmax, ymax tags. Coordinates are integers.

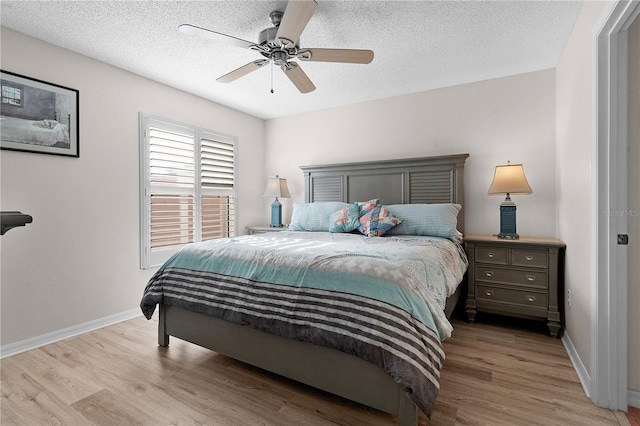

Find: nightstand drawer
<box><xmin>475</xmin><ymin>266</ymin><xmax>548</xmax><ymax>289</ymax></box>
<box><xmin>512</xmin><ymin>249</ymin><xmax>548</xmax><ymax>268</ymax></box>
<box><xmin>475</xmin><ymin>246</ymin><xmax>508</xmax><ymax>264</ymax></box>
<box><xmin>476</xmin><ymin>285</ymin><xmax>548</xmax><ymax>309</ymax></box>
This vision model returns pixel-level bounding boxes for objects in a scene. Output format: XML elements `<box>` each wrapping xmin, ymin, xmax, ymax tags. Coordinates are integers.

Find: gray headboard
<box><xmin>300</xmin><ymin>153</ymin><xmax>469</xmax><ymax>235</ymax></box>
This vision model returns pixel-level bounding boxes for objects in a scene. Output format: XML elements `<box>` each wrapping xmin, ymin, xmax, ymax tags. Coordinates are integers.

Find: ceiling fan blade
<box><xmin>276</xmin><ymin>0</ymin><xmax>318</xmax><ymax>46</ymax></box>
<box><xmin>281</xmin><ymin>62</ymin><xmax>315</xmax><ymax>93</ymax></box>
<box><xmin>179</xmin><ymin>24</ymin><xmax>255</xmax><ymax>50</ymax></box>
<box><xmin>217</xmin><ymin>60</ymin><xmax>269</xmax><ymax>83</ymax></box>
<box><xmin>297</xmin><ymin>48</ymin><xmax>374</xmax><ymax>64</ymax></box>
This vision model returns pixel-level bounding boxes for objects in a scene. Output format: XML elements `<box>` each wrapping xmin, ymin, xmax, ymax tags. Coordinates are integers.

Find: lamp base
<box><xmin>270</xmin><ymin>197</ymin><xmax>284</xmax><ymax>228</ymax></box>
<box><xmin>497</xmin><ymin>202</ymin><xmax>519</xmax><ymax>239</ymax></box>
<box><xmin>497</xmin><ymin>232</ymin><xmax>519</xmax><ymax>239</ymax></box>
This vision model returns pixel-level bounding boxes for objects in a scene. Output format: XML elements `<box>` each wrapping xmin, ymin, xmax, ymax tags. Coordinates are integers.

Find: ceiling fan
<box><xmin>178</xmin><ymin>0</ymin><xmax>374</xmax><ymax>94</ymax></box>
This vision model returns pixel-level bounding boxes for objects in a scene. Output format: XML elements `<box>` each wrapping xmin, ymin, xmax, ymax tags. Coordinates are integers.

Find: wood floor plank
<box><xmin>0</xmin><ymin>313</ymin><xmax>627</xmax><ymax>425</ymax></box>
<box><xmin>1</xmin><ymin>359</ymin><xmax>94</xmax><ymax>425</ymax></box>
<box><xmin>72</xmin><ymin>389</ymin><xmax>151</xmax><ymax>426</ymax></box>
<box><xmin>54</xmin><ymin>335</ymin><xmax>220</xmax><ymax>424</ymax></box>
<box><xmin>4</xmin><ymin>349</ymin><xmax>103</xmax><ymax>406</ymax></box>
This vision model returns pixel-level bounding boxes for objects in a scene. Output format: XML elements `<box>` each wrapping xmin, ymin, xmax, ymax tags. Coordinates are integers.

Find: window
<box><xmin>1</xmin><ymin>82</ymin><xmax>23</xmax><ymax>107</ymax></box>
<box><xmin>140</xmin><ymin>114</ymin><xmax>237</xmax><ymax>268</ymax></box>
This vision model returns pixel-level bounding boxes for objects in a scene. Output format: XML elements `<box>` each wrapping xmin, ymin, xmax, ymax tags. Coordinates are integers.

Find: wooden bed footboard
<box><xmin>158</xmin><ymin>304</ymin><xmax>419</xmax><ymax>425</ymax></box>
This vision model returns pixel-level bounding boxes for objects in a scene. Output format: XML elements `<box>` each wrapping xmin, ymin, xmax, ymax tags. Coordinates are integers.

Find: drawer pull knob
<box><xmin>525</xmin><ymin>255</ymin><xmax>534</xmax><ymax>261</ymax></box>
<box><xmin>527</xmin><ymin>295</ymin><xmax>536</xmax><ymax>303</ymax></box>
<box><xmin>485</xmin><ymin>290</ymin><xmax>493</xmax><ymax>297</ymax></box>
<box><xmin>527</xmin><ymin>276</ymin><xmax>536</xmax><ymax>282</ymax></box>
<box><xmin>485</xmin><ymin>272</ymin><xmax>493</xmax><ymax>278</ymax></box>
<box><xmin>488</xmin><ymin>253</ymin><xmax>495</xmax><ymax>258</ymax></box>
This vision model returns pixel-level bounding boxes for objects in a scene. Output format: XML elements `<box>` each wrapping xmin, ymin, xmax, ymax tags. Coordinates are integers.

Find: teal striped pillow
<box><xmin>384</xmin><ymin>204</ymin><xmax>461</xmax><ymax>239</ymax></box>
<box><xmin>289</xmin><ymin>202</ymin><xmax>351</xmax><ymax>231</ymax></box>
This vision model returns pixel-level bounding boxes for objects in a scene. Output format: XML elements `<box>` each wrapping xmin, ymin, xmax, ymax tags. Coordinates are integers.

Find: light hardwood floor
<box><xmin>1</xmin><ymin>312</ymin><xmax>631</xmax><ymax>425</ymax></box>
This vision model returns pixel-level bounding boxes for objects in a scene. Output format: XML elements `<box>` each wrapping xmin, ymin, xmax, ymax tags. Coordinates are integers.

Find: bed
<box><xmin>140</xmin><ymin>153</ymin><xmax>469</xmax><ymax>425</ymax></box>
<box><xmin>0</xmin><ymin>116</ymin><xmax>70</xmax><ymax>147</ymax></box>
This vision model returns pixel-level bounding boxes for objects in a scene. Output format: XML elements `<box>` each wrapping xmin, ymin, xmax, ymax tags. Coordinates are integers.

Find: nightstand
<box><xmin>245</xmin><ymin>225</ymin><xmax>289</xmax><ymax>235</ymax></box>
<box><xmin>464</xmin><ymin>235</ymin><xmax>566</xmax><ymax>337</ymax></box>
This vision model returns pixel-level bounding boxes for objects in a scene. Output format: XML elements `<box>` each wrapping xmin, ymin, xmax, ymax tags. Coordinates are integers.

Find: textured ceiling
<box><xmin>0</xmin><ymin>1</ymin><xmax>583</xmax><ymax>120</ymax></box>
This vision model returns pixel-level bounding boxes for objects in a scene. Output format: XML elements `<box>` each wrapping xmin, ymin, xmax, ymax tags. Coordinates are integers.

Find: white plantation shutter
<box><xmin>140</xmin><ymin>114</ymin><xmax>237</xmax><ymax>268</ymax></box>
<box><xmin>201</xmin><ymin>137</ymin><xmax>234</xmax><ymax>190</ymax></box>
<box><xmin>148</xmin><ymin>125</ymin><xmax>196</xmax><ymax>253</ymax></box>
<box><xmin>200</xmin><ymin>136</ymin><xmax>235</xmax><ymax>241</ymax></box>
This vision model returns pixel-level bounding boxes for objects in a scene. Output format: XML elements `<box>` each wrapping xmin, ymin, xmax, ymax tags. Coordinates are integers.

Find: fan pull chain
<box><xmin>270</xmin><ymin>60</ymin><xmax>274</xmax><ymax>94</ymax></box>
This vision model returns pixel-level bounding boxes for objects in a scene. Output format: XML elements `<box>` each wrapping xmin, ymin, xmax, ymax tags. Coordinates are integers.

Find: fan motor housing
<box><xmin>258</xmin><ymin>25</ymin><xmax>300</xmax><ymax>63</ymax></box>
<box><xmin>258</xmin><ymin>27</ymin><xmax>279</xmax><ymax>46</ymax></box>
<box><xmin>259</xmin><ymin>26</ymin><xmax>300</xmax><ymax>47</ymax></box>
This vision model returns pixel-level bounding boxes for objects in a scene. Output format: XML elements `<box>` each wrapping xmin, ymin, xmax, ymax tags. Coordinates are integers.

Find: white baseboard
<box><xmin>562</xmin><ymin>331</ymin><xmax>640</xmax><ymax>410</ymax></box>
<box><xmin>562</xmin><ymin>330</ymin><xmax>592</xmax><ymax>398</ymax></box>
<box><xmin>629</xmin><ymin>390</ymin><xmax>640</xmax><ymax>409</ymax></box>
<box><xmin>0</xmin><ymin>308</ymin><xmax>142</xmax><ymax>359</ymax></box>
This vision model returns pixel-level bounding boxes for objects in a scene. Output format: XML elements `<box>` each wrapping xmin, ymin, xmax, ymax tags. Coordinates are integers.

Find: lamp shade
<box><xmin>487</xmin><ymin>163</ymin><xmax>533</xmax><ymax>196</ymax></box>
<box><xmin>263</xmin><ymin>175</ymin><xmax>291</xmax><ymax>198</ymax></box>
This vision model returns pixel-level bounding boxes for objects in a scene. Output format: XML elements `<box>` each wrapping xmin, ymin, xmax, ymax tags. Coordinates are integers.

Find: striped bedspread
<box><xmin>140</xmin><ymin>231</ymin><xmax>467</xmax><ymax>416</ymax></box>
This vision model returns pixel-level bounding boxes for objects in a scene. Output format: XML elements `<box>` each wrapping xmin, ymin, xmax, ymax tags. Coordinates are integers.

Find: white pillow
<box><xmin>289</xmin><ymin>202</ymin><xmax>351</xmax><ymax>232</ymax></box>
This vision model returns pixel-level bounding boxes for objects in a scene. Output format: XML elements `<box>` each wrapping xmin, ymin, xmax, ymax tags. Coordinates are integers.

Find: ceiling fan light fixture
<box><xmin>272</xmin><ymin>50</ymin><xmax>288</xmax><ymax>66</ymax></box>
<box><xmin>180</xmin><ymin>0</ymin><xmax>373</xmax><ymax>94</ymax></box>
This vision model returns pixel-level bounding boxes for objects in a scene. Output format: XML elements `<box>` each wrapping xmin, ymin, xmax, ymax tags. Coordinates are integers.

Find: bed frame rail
<box><xmin>158</xmin><ymin>304</ymin><xmax>418</xmax><ymax>425</ymax></box>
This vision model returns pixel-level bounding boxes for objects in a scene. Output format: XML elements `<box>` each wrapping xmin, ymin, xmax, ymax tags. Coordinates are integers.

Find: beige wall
<box><xmin>265</xmin><ymin>69</ymin><xmax>558</xmax><ymax>238</ymax></box>
<box><xmin>555</xmin><ymin>0</ymin><xmax>607</xmax><ymax>380</ymax></box>
<box><xmin>0</xmin><ymin>28</ymin><xmax>265</xmax><ymax>346</ymax></box>
<box><xmin>628</xmin><ymin>15</ymin><xmax>640</xmax><ymax>395</ymax></box>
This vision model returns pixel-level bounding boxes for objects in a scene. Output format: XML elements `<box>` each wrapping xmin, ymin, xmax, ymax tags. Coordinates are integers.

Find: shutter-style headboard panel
<box><xmin>300</xmin><ymin>153</ymin><xmax>469</xmax><ymax>234</ymax></box>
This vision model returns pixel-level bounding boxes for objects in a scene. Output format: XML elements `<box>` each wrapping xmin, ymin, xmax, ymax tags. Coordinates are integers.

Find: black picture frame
<box><xmin>0</xmin><ymin>70</ymin><xmax>79</xmax><ymax>158</ymax></box>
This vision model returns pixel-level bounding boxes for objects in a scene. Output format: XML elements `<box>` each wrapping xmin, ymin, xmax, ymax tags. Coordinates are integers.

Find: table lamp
<box><xmin>487</xmin><ymin>162</ymin><xmax>532</xmax><ymax>239</ymax></box>
<box><xmin>264</xmin><ymin>175</ymin><xmax>291</xmax><ymax>227</ymax></box>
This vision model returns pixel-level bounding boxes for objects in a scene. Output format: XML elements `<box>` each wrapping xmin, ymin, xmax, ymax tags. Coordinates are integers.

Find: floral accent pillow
<box><xmin>354</xmin><ymin>198</ymin><xmax>379</xmax><ymax>217</ymax></box>
<box><xmin>328</xmin><ymin>205</ymin><xmax>361</xmax><ymax>233</ymax></box>
<box><xmin>358</xmin><ymin>205</ymin><xmax>403</xmax><ymax>237</ymax></box>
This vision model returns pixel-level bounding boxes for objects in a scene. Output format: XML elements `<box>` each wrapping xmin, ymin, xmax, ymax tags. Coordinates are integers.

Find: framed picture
<box><xmin>1</xmin><ymin>70</ymin><xmax>79</xmax><ymax>157</ymax></box>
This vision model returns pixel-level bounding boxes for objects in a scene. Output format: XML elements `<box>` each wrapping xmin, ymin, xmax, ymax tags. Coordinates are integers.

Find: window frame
<box><xmin>139</xmin><ymin>113</ymin><xmax>238</xmax><ymax>269</ymax></box>
<box><xmin>1</xmin><ymin>81</ymin><xmax>24</xmax><ymax>107</ymax></box>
